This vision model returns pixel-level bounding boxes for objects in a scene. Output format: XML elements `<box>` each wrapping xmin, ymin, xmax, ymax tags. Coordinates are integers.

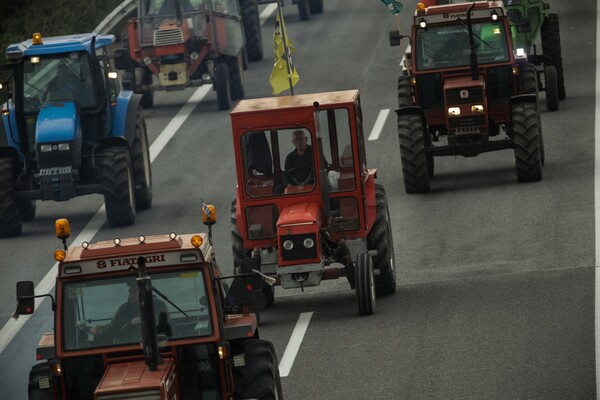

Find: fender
<box><xmin>111</xmin><ymin>90</ymin><xmax>143</xmax><ymax>146</ymax></box>
<box><xmin>509</xmin><ymin>93</ymin><xmax>538</xmax><ymax>105</ymax></box>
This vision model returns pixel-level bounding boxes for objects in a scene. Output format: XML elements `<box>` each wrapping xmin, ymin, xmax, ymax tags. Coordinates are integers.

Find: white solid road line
<box><xmin>278</xmin><ymin>312</ymin><xmax>313</xmax><ymax>377</ymax></box>
<box><xmin>595</xmin><ymin>1</ymin><xmax>600</xmax><ymax>397</ymax></box>
<box><xmin>368</xmin><ymin>109</ymin><xmax>390</xmax><ymax>141</ymax></box>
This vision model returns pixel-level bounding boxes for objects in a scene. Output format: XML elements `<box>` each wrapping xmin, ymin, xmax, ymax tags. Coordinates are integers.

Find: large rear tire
<box><xmin>101</xmin><ymin>147</ymin><xmax>136</xmax><ymax>226</ymax></box>
<box><xmin>298</xmin><ymin>0</ymin><xmax>311</xmax><ymax>21</ymax></box>
<box><xmin>543</xmin><ymin>64</ymin><xmax>559</xmax><ymax>112</ymax></box>
<box><xmin>229</xmin><ymin>54</ymin><xmax>245</xmax><ymax>101</ymax></box>
<box><xmin>240</xmin><ymin>0</ymin><xmax>263</xmax><ymax>62</ymax></box>
<box><xmin>216</xmin><ymin>62</ymin><xmax>231</xmax><ymax>110</ymax></box>
<box><xmin>368</xmin><ymin>185</ymin><xmax>396</xmax><ymax>296</ymax></box>
<box><xmin>309</xmin><ymin>0</ymin><xmax>323</xmax><ymax>14</ymax></box>
<box><xmin>356</xmin><ymin>253</ymin><xmax>375</xmax><ymax>316</ymax></box>
<box><xmin>0</xmin><ymin>157</ymin><xmax>22</xmax><ymax>237</ymax></box>
<box><xmin>398</xmin><ymin>113</ymin><xmax>430</xmax><ymax>193</ymax></box>
<box><xmin>541</xmin><ymin>13</ymin><xmax>565</xmax><ymax>100</ymax></box>
<box><xmin>231</xmin><ymin>199</ymin><xmax>275</xmax><ymax>307</ymax></box>
<box><xmin>512</xmin><ymin>103</ymin><xmax>543</xmax><ymax>182</ymax></box>
<box><xmin>130</xmin><ymin>109</ymin><xmax>153</xmax><ymax>210</ymax></box>
<box><xmin>234</xmin><ymin>339</ymin><xmax>283</xmax><ymax>400</ymax></box>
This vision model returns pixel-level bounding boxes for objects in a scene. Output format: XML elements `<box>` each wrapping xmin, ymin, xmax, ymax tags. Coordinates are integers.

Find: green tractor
<box><xmin>503</xmin><ymin>0</ymin><xmax>565</xmax><ymax>111</ymax></box>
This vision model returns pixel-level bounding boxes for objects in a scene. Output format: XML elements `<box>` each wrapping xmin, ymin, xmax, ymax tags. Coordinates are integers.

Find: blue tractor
<box><xmin>0</xmin><ymin>33</ymin><xmax>152</xmax><ymax>237</ymax></box>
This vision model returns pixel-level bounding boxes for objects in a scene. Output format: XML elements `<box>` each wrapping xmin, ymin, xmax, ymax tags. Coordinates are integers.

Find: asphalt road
<box><xmin>0</xmin><ymin>1</ymin><xmax>596</xmax><ymax>399</ymax></box>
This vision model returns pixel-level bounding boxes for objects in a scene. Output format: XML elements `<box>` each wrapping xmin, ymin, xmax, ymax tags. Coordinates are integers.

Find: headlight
<box><xmin>471</xmin><ymin>105</ymin><xmax>484</xmax><ymax>113</ymax></box>
<box><xmin>143</xmin><ymin>57</ymin><xmax>152</xmax><ymax>65</ymax></box>
<box><xmin>448</xmin><ymin>107</ymin><xmax>461</xmax><ymax>116</ymax></box>
<box><xmin>303</xmin><ymin>238</ymin><xmax>315</xmax><ymax>248</ymax></box>
<box><xmin>283</xmin><ymin>240</ymin><xmax>294</xmax><ymax>250</ymax></box>
<box><xmin>58</xmin><ymin>143</ymin><xmax>70</xmax><ymax>151</ymax></box>
<box><xmin>40</xmin><ymin>144</ymin><xmax>52</xmax><ymax>152</ymax></box>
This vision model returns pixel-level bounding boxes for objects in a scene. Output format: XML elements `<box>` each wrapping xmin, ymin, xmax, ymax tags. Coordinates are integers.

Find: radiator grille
<box><xmin>153</xmin><ymin>28</ymin><xmax>183</xmax><ymax>46</ymax></box>
<box><xmin>446</xmin><ymin>87</ymin><xmax>484</xmax><ymax>105</ymax></box>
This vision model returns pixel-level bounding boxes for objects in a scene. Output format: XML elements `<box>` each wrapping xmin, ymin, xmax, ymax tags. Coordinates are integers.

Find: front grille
<box><xmin>281</xmin><ymin>233</ymin><xmax>318</xmax><ymax>261</ymax></box>
<box><xmin>448</xmin><ymin>115</ymin><xmax>486</xmax><ymax>129</ymax></box>
<box><xmin>153</xmin><ymin>28</ymin><xmax>184</xmax><ymax>46</ymax></box>
<box><xmin>38</xmin><ymin>166</ymin><xmax>76</xmax><ymax>201</ymax></box>
<box><xmin>446</xmin><ymin>87</ymin><xmax>484</xmax><ymax>105</ymax></box>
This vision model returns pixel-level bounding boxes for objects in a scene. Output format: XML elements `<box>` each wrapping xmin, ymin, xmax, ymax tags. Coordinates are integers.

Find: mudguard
<box><xmin>111</xmin><ymin>91</ymin><xmax>143</xmax><ymax>146</ymax></box>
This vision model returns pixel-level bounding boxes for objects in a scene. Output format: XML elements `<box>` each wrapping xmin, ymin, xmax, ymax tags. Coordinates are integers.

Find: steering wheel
<box><xmin>286</xmin><ymin>167</ymin><xmax>314</xmax><ymax>185</ymax></box>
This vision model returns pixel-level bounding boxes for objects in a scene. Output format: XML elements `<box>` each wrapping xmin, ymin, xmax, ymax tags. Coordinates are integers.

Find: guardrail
<box><xmin>94</xmin><ymin>0</ymin><xmax>137</xmax><ymax>34</ymax></box>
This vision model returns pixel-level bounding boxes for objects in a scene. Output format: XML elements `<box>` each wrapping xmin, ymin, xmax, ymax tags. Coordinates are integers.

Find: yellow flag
<box><xmin>269</xmin><ymin>12</ymin><xmax>300</xmax><ymax>95</ymax></box>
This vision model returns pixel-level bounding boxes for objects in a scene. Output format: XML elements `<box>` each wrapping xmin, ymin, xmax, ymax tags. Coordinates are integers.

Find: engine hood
<box><xmin>36</xmin><ymin>101</ymin><xmax>81</xmax><ymax>144</ymax></box>
<box><xmin>94</xmin><ymin>358</ymin><xmax>178</xmax><ymax>398</ymax></box>
<box><xmin>277</xmin><ymin>201</ymin><xmax>321</xmax><ymax>227</ymax></box>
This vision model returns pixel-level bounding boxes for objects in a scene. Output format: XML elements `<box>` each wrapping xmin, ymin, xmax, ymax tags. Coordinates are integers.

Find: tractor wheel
<box><xmin>368</xmin><ymin>185</ymin><xmax>396</xmax><ymax>296</ymax></box>
<box><xmin>101</xmin><ymin>147</ymin><xmax>136</xmax><ymax>226</ymax></box>
<box><xmin>231</xmin><ymin>199</ymin><xmax>275</xmax><ymax>307</ymax></box>
<box><xmin>512</xmin><ymin>103</ymin><xmax>542</xmax><ymax>182</ymax></box>
<box><xmin>0</xmin><ymin>157</ymin><xmax>22</xmax><ymax>237</ymax></box>
<box><xmin>234</xmin><ymin>339</ymin><xmax>283</xmax><ymax>400</ymax></box>
<box><xmin>28</xmin><ymin>362</ymin><xmax>53</xmax><ymax>400</ymax></box>
<box><xmin>356</xmin><ymin>253</ymin><xmax>375</xmax><ymax>316</ymax></box>
<box><xmin>298</xmin><ymin>0</ymin><xmax>311</xmax><ymax>21</ymax></box>
<box><xmin>397</xmin><ymin>75</ymin><xmax>412</xmax><ymax>108</ymax></box>
<box><xmin>140</xmin><ymin>69</ymin><xmax>154</xmax><ymax>108</ymax></box>
<box><xmin>216</xmin><ymin>62</ymin><xmax>232</xmax><ymax>111</ymax></box>
<box><xmin>541</xmin><ymin>13</ymin><xmax>565</xmax><ymax>100</ymax></box>
<box><xmin>520</xmin><ymin>63</ymin><xmax>538</xmax><ymax>96</ymax></box>
<box><xmin>398</xmin><ymin>114</ymin><xmax>430</xmax><ymax>193</ymax></box>
<box><xmin>130</xmin><ymin>109</ymin><xmax>153</xmax><ymax>210</ymax></box>
<box><xmin>309</xmin><ymin>0</ymin><xmax>324</xmax><ymax>14</ymax></box>
<box><xmin>229</xmin><ymin>55</ymin><xmax>245</xmax><ymax>101</ymax></box>
<box><xmin>18</xmin><ymin>200</ymin><xmax>36</xmax><ymax>222</ymax></box>
<box><xmin>240</xmin><ymin>0</ymin><xmax>263</xmax><ymax>62</ymax></box>
<box><xmin>543</xmin><ymin>64</ymin><xmax>559</xmax><ymax>112</ymax></box>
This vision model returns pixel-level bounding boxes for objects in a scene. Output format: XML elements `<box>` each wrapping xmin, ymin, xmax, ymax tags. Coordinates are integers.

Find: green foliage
<box><xmin>0</xmin><ymin>0</ymin><xmax>123</xmax><ymax>55</ymax></box>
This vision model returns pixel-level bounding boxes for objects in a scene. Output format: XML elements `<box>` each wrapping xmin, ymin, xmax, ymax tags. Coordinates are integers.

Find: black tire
<box><xmin>234</xmin><ymin>339</ymin><xmax>283</xmax><ymax>400</ymax></box>
<box><xmin>541</xmin><ymin>13</ymin><xmax>565</xmax><ymax>100</ymax></box>
<box><xmin>309</xmin><ymin>0</ymin><xmax>323</xmax><ymax>14</ymax></box>
<box><xmin>231</xmin><ymin>199</ymin><xmax>275</xmax><ymax>307</ymax></box>
<box><xmin>240</xmin><ymin>0</ymin><xmax>263</xmax><ymax>62</ymax></box>
<box><xmin>397</xmin><ymin>75</ymin><xmax>412</xmax><ymax>108</ymax></box>
<box><xmin>520</xmin><ymin>63</ymin><xmax>538</xmax><ymax>96</ymax></box>
<box><xmin>229</xmin><ymin>55</ymin><xmax>245</xmax><ymax>101</ymax></box>
<box><xmin>298</xmin><ymin>0</ymin><xmax>310</xmax><ymax>21</ymax></box>
<box><xmin>216</xmin><ymin>62</ymin><xmax>231</xmax><ymax>110</ymax></box>
<box><xmin>140</xmin><ymin>68</ymin><xmax>154</xmax><ymax>108</ymax></box>
<box><xmin>356</xmin><ymin>253</ymin><xmax>375</xmax><ymax>316</ymax></box>
<box><xmin>18</xmin><ymin>199</ymin><xmax>36</xmax><ymax>222</ymax></box>
<box><xmin>101</xmin><ymin>147</ymin><xmax>136</xmax><ymax>226</ymax></box>
<box><xmin>512</xmin><ymin>103</ymin><xmax>542</xmax><ymax>182</ymax></box>
<box><xmin>368</xmin><ymin>185</ymin><xmax>396</xmax><ymax>296</ymax></box>
<box><xmin>28</xmin><ymin>362</ymin><xmax>53</xmax><ymax>400</ymax></box>
<box><xmin>398</xmin><ymin>114</ymin><xmax>430</xmax><ymax>193</ymax></box>
<box><xmin>0</xmin><ymin>157</ymin><xmax>22</xmax><ymax>237</ymax></box>
<box><xmin>130</xmin><ymin>109</ymin><xmax>153</xmax><ymax>210</ymax></box>
<box><xmin>543</xmin><ymin>64</ymin><xmax>559</xmax><ymax>112</ymax></box>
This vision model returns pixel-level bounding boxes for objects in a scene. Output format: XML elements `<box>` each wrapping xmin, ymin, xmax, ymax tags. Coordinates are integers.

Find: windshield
<box><xmin>62</xmin><ymin>269</ymin><xmax>212</xmax><ymax>350</ymax></box>
<box><xmin>22</xmin><ymin>52</ymin><xmax>97</xmax><ymax>113</ymax></box>
<box><xmin>415</xmin><ymin>21</ymin><xmax>510</xmax><ymax>71</ymax></box>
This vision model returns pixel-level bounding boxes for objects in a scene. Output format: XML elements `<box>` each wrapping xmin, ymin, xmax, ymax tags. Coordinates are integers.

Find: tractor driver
<box><xmin>89</xmin><ymin>282</ymin><xmax>171</xmax><ymax>344</ymax></box>
<box><xmin>45</xmin><ymin>64</ymin><xmax>82</xmax><ymax>103</ymax></box>
<box><xmin>283</xmin><ymin>130</ymin><xmax>315</xmax><ymax>187</ymax></box>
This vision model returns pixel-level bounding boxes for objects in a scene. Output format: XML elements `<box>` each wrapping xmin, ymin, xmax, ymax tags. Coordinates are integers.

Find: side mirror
<box><xmin>389</xmin><ymin>30</ymin><xmax>401</xmax><ymax>47</ymax></box>
<box><xmin>114</xmin><ymin>48</ymin><xmax>132</xmax><ymax>71</ymax></box>
<box><xmin>16</xmin><ymin>281</ymin><xmax>35</xmax><ymax>315</ymax></box>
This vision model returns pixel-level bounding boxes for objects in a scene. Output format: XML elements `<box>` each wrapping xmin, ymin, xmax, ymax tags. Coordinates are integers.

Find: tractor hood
<box><xmin>277</xmin><ymin>202</ymin><xmax>321</xmax><ymax>226</ymax></box>
<box><xmin>94</xmin><ymin>358</ymin><xmax>179</xmax><ymax>398</ymax></box>
<box><xmin>35</xmin><ymin>101</ymin><xmax>82</xmax><ymax>169</ymax></box>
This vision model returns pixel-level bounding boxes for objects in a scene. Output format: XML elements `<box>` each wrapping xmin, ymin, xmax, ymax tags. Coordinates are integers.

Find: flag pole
<box><xmin>276</xmin><ymin>2</ymin><xmax>294</xmax><ymax>95</ymax></box>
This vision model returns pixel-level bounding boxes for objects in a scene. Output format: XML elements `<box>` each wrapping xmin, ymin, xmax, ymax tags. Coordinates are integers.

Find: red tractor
<box><xmin>230</xmin><ymin>90</ymin><xmax>396</xmax><ymax>316</ymax></box>
<box><xmin>390</xmin><ymin>1</ymin><xmax>544</xmax><ymax>192</ymax></box>
<box><xmin>121</xmin><ymin>0</ymin><xmax>253</xmax><ymax>110</ymax></box>
<box><xmin>14</xmin><ymin>214</ymin><xmax>282</xmax><ymax>399</ymax></box>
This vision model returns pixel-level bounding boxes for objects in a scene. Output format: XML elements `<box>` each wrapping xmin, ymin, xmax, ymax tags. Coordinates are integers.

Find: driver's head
<box><xmin>292</xmin><ymin>130</ymin><xmax>308</xmax><ymax>155</ymax></box>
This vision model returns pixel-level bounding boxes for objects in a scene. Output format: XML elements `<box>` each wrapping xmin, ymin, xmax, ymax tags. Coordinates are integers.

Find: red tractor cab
<box><xmin>230</xmin><ymin>90</ymin><xmax>396</xmax><ymax>315</ymax></box>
